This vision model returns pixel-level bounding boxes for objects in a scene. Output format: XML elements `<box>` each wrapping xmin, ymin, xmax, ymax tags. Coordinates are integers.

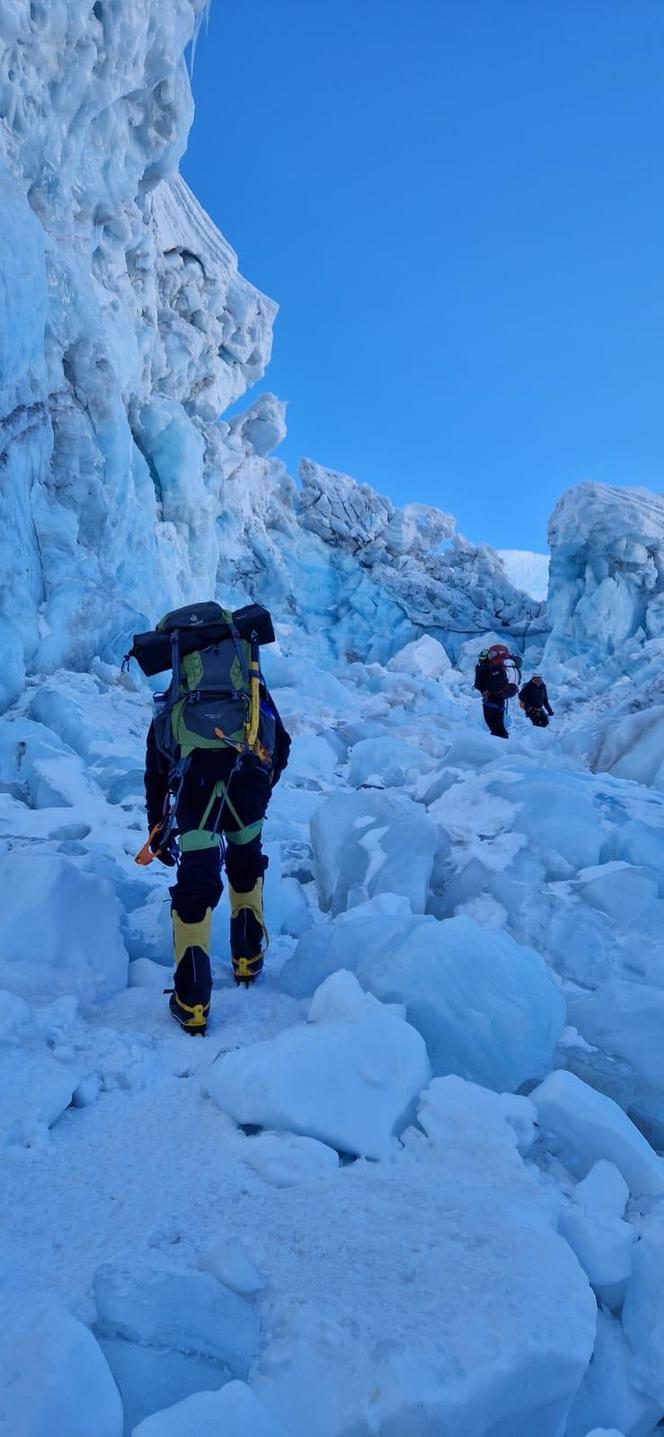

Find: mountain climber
<box><xmin>132</xmin><ymin>602</ymin><xmax>290</xmax><ymax>1035</ymax></box>
<box><xmin>474</xmin><ymin>643</ymin><xmax>521</xmax><ymax>739</ymax></box>
<box><xmin>519</xmin><ymin>674</ymin><xmax>554</xmax><ymax>728</ymax></box>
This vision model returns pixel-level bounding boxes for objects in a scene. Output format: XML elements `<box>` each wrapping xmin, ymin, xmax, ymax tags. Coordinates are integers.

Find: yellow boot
<box><xmin>228</xmin><ymin>880</ymin><xmax>269</xmax><ymax>986</ymax></box>
<box><xmin>169</xmin><ymin>910</ymin><xmax>213</xmax><ymax>1033</ymax></box>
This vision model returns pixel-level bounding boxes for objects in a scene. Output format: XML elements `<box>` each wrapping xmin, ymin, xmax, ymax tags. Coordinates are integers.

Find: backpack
<box><xmin>475</xmin><ymin>644</ymin><xmax>521</xmax><ymax>699</ymax></box>
<box><xmin>125</xmin><ymin>601</ymin><xmax>275</xmax><ymax>676</ymax></box>
<box><xmin>134</xmin><ymin>603</ymin><xmax>276</xmax><ymax>771</ymax></box>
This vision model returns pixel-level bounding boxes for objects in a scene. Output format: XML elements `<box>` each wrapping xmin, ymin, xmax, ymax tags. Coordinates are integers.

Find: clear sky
<box><xmin>182</xmin><ymin>0</ymin><xmax>664</xmax><ymax>551</ymax></box>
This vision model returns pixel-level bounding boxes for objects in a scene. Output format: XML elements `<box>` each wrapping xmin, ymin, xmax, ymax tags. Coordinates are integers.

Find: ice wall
<box><xmin>296</xmin><ymin>459</ymin><xmax>544</xmax><ymax>645</ymax></box>
<box><xmin>208</xmin><ymin>447</ymin><xmax>546</xmax><ymax>666</ymax></box>
<box><xmin>0</xmin><ymin>0</ymin><xmax>275</xmax><ymax>685</ymax></box>
<box><xmin>547</xmin><ymin>483</ymin><xmax>664</xmax><ymax>658</ymax></box>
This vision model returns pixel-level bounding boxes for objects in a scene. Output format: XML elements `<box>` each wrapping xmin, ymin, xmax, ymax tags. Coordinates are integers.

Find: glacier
<box><xmin>1</xmin><ymin>4</ymin><xmax>664</xmax><ymax>1437</ymax></box>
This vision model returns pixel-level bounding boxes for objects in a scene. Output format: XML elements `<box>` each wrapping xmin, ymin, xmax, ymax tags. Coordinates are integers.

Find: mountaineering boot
<box><xmin>229</xmin><ymin>879</ymin><xmax>268</xmax><ymax>987</ymax></box>
<box><xmin>169</xmin><ymin>910</ymin><xmax>213</xmax><ymax>1034</ymax></box>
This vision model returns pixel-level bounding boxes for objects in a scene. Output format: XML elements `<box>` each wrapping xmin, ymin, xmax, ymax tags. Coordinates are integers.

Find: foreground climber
<box><xmin>474</xmin><ymin>643</ymin><xmax>521</xmax><ymax>738</ymax></box>
<box><xmin>129</xmin><ymin>602</ymin><xmax>290</xmax><ymax>1035</ymax></box>
<box><xmin>519</xmin><ymin>674</ymin><xmax>554</xmax><ymax>727</ymax></box>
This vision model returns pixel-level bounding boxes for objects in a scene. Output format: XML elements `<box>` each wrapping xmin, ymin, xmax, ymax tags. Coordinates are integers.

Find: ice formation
<box><xmin>207</xmin><ymin>970</ymin><xmax>430</xmax><ymax>1161</ymax></box>
<box><xmin>0</xmin><ymin>1288</ymin><xmax>123</xmax><ymax>1437</ymax></box>
<box><xmin>544</xmin><ymin>482</ymin><xmax>664</xmax><ymax>789</ymax></box>
<box><xmin>1</xmin><ymin>5</ymin><xmax>664</xmax><ymax>1437</ymax></box>
<box><xmin>0</xmin><ymin>0</ymin><xmax>275</xmax><ymax>683</ymax></box>
<box><xmin>281</xmin><ymin>912</ymin><xmax>565</xmax><ymax>1092</ymax></box>
<box><xmin>93</xmin><ymin>1263</ymin><xmax>260</xmax><ymax>1429</ymax></box>
<box><xmin>547</xmin><ymin>484</ymin><xmax>664</xmax><ymax>656</ymax></box>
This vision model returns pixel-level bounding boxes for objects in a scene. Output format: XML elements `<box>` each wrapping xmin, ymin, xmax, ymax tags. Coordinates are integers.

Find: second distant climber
<box><xmin>519</xmin><ymin>675</ymin><xmax>554</xmax><ymax>728</ymax></box>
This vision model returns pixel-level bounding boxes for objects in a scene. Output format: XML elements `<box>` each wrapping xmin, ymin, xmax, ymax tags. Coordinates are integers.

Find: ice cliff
<box><xmin>0</xmin><ymin>0</ymin><xmax>274</xmax><ymax>693</ymax></box>
<box><xmin>543</xmin><ymin>484</ymin><xmax>664</xmax><ymax>786</ymax></box>
<box><xmin>547</xmin><ymin>484</ymin><xmax>664</xmax><ymax>657</ymax></box>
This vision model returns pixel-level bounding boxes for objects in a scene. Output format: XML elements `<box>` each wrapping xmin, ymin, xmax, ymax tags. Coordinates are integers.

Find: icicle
<box><xmin>189</xmin><ymin>0</ymin><xmax>212</xmax><ymax>80</ymax></box>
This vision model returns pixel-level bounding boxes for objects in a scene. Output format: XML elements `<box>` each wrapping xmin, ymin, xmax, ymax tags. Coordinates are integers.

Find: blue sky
<box><xmin>182</xmin><ymin>0</ymin><xmax>664</xmax><ymax>550</ymax></box>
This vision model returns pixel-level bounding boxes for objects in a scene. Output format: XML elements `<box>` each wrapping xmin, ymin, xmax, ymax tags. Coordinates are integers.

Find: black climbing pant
<box><xmin>524</xmin><ymin>706</ymin><xmax>550</xmax><ymax>728</ymax></box>
<box><xmin>169</xmin><ymin>750</ymin><xmax>272</xmax><ymax>924</ymax></box>
<box><xmin>482</xmin><ymin>701</ymin><xmax>509</xmax><ymax>739</ymax></box>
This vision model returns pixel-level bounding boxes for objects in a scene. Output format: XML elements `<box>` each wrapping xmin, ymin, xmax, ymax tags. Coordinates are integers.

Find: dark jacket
<box><xmin>474</xmin><ymin>661</ymin><xmax>517</xmax><ymax>704</ymax></box>
<box><xmin>519</xmin><ymin>679</ymin><xmax>553</xmax><ymax>715</ymax></box>
<box><xmin>144</xmin><ymin>683</ymin><xmax>291</xmax><ymax>831</ymax></box>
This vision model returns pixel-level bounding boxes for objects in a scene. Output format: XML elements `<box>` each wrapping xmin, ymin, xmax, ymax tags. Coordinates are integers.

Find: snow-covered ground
<box><xmin>2</xmin><ymin>4</ymin><xmax>664</xmax><ymax>1436</ymax></box>
<box><xmin>2</xmin><ymin>625</ymin><xmax>664</xmax><ymax>1437</ymax></box>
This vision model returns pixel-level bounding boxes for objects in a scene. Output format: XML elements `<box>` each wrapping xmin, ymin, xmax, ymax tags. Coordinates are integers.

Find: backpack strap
<box><xmin>151</xmin><ymin>630</ymin><xmax>186</xmax><ymax>770</ymax></box>
<box><xmin>227</xmin><ymin>620</ymin><xmax>250</xmax><ymax>688</ymax></box>
<box><xmin>170</xmin><ymin>629</ymin><xmax>181</xmax><ymax>695</ymax></box>
<box><xmin>226</xmin><ymin>621</ymin><xmax>263</xmax><ymax>754</ymax></box>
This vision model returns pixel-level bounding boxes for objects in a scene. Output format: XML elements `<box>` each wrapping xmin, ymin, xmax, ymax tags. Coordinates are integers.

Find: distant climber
<box><xmin>474</xmin><ymin>643</ymin><xmax>521</xmax><ymax>739</ymax></box>
<box><xmin>126</xmin><ymin>602</ymin><xmax>290</xmax><ymax>1035</ymax></box>
<box><xmin>519</xmin><ymin>675</ymin><xmax>554</xmax><ymax>728</ymax></box>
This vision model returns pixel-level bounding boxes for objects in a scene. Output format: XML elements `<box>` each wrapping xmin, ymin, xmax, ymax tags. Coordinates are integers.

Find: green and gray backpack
<box><xmin>151</xmin><ymin>603</ymin><xmax>276</xmax><ymax>770</ymax></box>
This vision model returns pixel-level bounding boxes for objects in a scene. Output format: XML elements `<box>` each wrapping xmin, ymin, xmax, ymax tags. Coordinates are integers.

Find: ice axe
<box><xmin>134</xmin><ymin>824</ymin><xmax>164</xmax><ymax>866</ymax></box>
<box><xmin>135</xmin><ymin>820</ymin><xmax>177</xmax><ymax>868</ymax></box>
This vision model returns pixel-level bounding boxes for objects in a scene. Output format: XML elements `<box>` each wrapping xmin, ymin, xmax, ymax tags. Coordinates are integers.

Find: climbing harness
<box><xmin>177</xmin><ymin>764</ymin><xmax>265</xmax><ymax>854</ymax></box>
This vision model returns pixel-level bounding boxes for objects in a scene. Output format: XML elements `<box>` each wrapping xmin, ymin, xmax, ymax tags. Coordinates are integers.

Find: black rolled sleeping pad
<box><xmin>127</xmin><ymin>603</ymin><xmax>276</xmax><ymax>677</ymax></box>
